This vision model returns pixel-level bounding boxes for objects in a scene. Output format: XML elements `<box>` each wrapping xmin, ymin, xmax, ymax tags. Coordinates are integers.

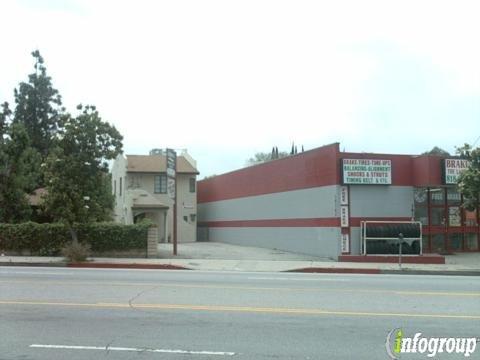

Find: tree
<box><xmin>12</xmin><ymin>50</ymin><xmax>64</xmax><ymax>161</ymax></box>
<box><xmin>0</xmin><ymin>103</ymin><xmax>42</xmax><ymax>222</ymax></box>
<box><xmin>422</xmin><ymin>146</ymin><xmax>450</xmax><ymax>156</ymax></box>
<box><xmin>456</xmin><ymin>144</ymin><xmax>480</xmax><ymax>211</ymax></box>
<box><xmin>246</xmin><ymin>150</ymin><xmax>289</xmax><ymax>166</ymax></box>
<box><xmin>42</xmin><ymin>105</ymin><xmax>123</xmax><ymax>241</ymax></box>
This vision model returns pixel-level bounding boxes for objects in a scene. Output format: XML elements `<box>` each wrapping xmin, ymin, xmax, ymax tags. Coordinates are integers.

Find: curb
<box><xmin>288</xmin><ymin>267</ymin><xmax>480</xmax><ymax>276</ymax></box>
<box><xmin>380</xmin><ymin>269</ymin><xmax>480</xmax><ymax>276</ymax></box>
<box><xmin>0</xmin><ymin>262</ymin><xmax>67</xmax><ymax>267</ymax></box>
<box><xmin>0</xmin><ymin>262</ymin><xmax>190</xmax><ymax>270</ymax></box>
<box><xmin>68</xmin><ymin>262</ymin><xmax>191</xmax><ymax>270</ymax></box>
<box><xmin>286</xmin><ymin>267</ymin><xmax>381</xmax><ymax>274</ymax></box>
<box><xmin>1</xmin><ymin>262</ymin><xmax>479</xmax><ymax>276</ymax></box>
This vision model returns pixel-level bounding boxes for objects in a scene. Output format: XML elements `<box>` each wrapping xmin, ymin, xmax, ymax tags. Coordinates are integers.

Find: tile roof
<box><xmin>126</xmin><ymin>155</ymin><xmax>199</xmax><ymax>174</ymax></box>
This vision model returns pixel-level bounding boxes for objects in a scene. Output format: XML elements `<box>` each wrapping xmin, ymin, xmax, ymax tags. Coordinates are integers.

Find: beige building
<box><xmin>111</xmin><ymin>149</ymin><xmax>199</xmax><ymax>243</ymax></box>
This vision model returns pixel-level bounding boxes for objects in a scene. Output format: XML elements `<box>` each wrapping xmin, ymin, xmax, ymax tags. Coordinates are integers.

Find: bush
<box><xmin>0</xmin><ymin>221</ymin><xmax>151</xmax><ymax>256</ymax></box>
<box><xmin>62</xmin><ymin>241</ymin><xmax>91</xmax><ymax>262</ymax></box>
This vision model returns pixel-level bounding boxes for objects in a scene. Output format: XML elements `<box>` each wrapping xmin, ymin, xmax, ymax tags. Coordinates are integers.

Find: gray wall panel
<box><xmin>198</xmin><ymin>186</ymin><xmax>338</xmax><ymax>222</ymax></box>
<box><xmin>349</xmin><ymin>186</ymin><xmax>414</xmax><ymax>218</ymax></box>
<box><xmin>349</xmin><ymin>227</ymin><xmax>362</xmax><ymax>255</ymax></box>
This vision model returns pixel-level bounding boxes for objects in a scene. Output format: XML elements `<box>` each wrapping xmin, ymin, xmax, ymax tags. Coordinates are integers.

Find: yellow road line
<box><xmin>1</xmin><ymin>280</ymin><xmax>479</xmax><ymax>297</ymax></box>
<box><xmin>0</xmin><ymin>300</ymin><xmax>479</xmax><ymax>320</ymax></box>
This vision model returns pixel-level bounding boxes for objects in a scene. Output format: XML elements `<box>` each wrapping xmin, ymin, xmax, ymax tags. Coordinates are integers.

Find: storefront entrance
<box><xmin>414</xmin><ymin>187</ymin><xmax>479</xmax><ymax>253</ymax></box>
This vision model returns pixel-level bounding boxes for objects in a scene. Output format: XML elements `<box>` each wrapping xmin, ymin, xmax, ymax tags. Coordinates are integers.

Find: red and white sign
<box><xmin>340</xmin><ymin>186</ymin><xmax>349</xmax><ymax>205</ymax></box>
<box><xmin>341</xmin><ymin>233</ymin><xmax>349</xmax><ymax>253</ymax></box>
<box><xmin>340</xmin><ymin>206</ymin><xmax>349</xmax><ymax>227</ymax></box>
<box><xmin>444</xmin><ymin>159</ymin><xmax>470</xmax><ymax>185</ymax></box>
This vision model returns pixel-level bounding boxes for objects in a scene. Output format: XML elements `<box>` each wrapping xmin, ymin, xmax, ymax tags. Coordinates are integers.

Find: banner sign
<box><xmin>340</xmin><ymin>206</ymin><xmax>349</xmax><ymax>227</ymax></box>
<box><xmin>443</xmin><ymin>159</ymin><xmax>470</xmax><ymax>185</ymax></box>
<box><xmin>166</xmin><ymin>148</ymin><xmax>177</xmax><ymax>199</ymax></box>
<box><xmin>342</xmin><ymin>159</ymin><xmax>392</xmax><ymax>185</ymax></box>
<box><xmin>341</xmin><ymin>233</ymin><xmax>349</xmax><ymax>253</ymax></box>
<box><xmin>340</xmin><ymin>186</ymin><xmax>349</xmax><ymax>205</ymax></box>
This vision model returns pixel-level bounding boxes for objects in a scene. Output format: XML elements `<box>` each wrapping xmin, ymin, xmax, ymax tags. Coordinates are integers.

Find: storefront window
<box><xmin>447</xmin><ymin>188</ymin><xmax>461</xmax><ymax>205</ymax></box>
<box><xmin>449</xmin><ymin>233</ymin><xmax>463</xmax><ymax>251</ymax></box>
<box><xmin>465</xmin><ymin>209</ymin><xmax>478</xmax><ymax>226</ymax></box>
<box><xmin>414</xmin><ymin>188</ymin><xmax>428</xmax><ymax>205</ymax></box>
<box><xmin>415</xmin><ymin>207</ymin><xmax>428</xmax><ymax>225</ymax></box>
<box><xmin>465</xmin><ymin>233</ymin><xmax>479</xmax><ymax>250</ymax></box>
<box><xmin>421</xmin><ymin>235</ymin><xmax>430</xmax><ymax>252</ymax></box>
<box><xmin>429</xmin><ymin>188</ymin><xmax>444</xmax><ymax>206</ymax></box>
<box><xmin>448</xmin><ymin>206</ymin><xmax>461</xmax><ymax>227</ymax></box>
<box><xmin>430</xmin><ymin>207</ymin><xmax>445</xmax><ymax>226</ymax></box>
<box><xmin>431</xmin><ymin>234</ymin><xmax>446</xmax><ymax>252</ymax></box>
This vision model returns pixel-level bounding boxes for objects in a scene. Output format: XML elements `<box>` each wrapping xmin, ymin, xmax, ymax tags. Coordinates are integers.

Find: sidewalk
<box><xmin>1</xmin><ymin>254</ymin><xmax>479</xmax><ymax>276</ymax></box>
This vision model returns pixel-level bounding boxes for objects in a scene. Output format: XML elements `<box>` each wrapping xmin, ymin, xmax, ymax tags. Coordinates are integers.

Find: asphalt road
<box><xmin>0</xmin><ymin>267</ymin><xmax>479</xmax><ymax>359</ymax></box>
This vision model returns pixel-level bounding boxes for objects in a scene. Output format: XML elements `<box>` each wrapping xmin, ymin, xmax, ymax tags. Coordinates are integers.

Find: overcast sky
<box><xmin>1</xmin><ymin>0</ymin><xmax>479</xmax><ymax>177</ymax></box>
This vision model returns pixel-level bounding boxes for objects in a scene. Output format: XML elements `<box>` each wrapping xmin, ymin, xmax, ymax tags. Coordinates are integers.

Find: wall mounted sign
<box><xmin>341</xmin><ymin>233</ymin><xmax>349</xmax><ymax>253</ymax></box>
<box><xmin>443</xmin><ymin>159</ymin><xmax>470</xmax><ymax>185</ymax></box>
<box><xmin>340</xmin><ymin>206</ymin><xmax>349</xmax><ymax>227</ymax></box>
<box><xmin>340</xmin><ymin>186</ymin><xmax>349</xmax><ymax>205</ymax></box>
<box><xmin>342</xmin><ymin>159</ymin><xmax>392</xmax><ymax>185</ymax></box>
<box><xmin>166</xmin><ymin>148</ymin><xmax>177</xmax><ymax>200</ymax></box>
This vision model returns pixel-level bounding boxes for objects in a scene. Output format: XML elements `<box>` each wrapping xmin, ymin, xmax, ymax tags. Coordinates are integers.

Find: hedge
<box><xmin>0</xmin><ymin>221</ymin><xmax>152</xmax><ymax>256</ymax></box>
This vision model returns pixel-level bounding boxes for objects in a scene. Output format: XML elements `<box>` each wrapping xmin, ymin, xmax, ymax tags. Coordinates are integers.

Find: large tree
<box><xmin>246</xmin><ymin>150</ymin><xmax>289</xmax><ymax>166</ymax></box>
<box><xmin>422</xmin><ymin>146</ymin><xmax>450</xmax><ymax>156</ymax></box>
<box><xmin>12</xmin><ymin>50</ymin><xmax>64</xmax><ymax>161</ymax></box>
<box><xmin>0</xmin><ymin>102</ymin><xmax>41</xmax><ymax>222</ymax></box>
<box><xmin>42</xmin><ymin>105</ymin><xmax>123</xmax><ymax>241</ymax></box>
<box><xmin>456</xmin><ymin>144</ymin><xmax>480</xmax><ymax>211</ymax></box>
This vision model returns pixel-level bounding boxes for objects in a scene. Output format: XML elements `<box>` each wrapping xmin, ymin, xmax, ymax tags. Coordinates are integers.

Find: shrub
<box><xmin>0</xmin><ymin>221</ymin><xmax>152</xmax><ymax>256</ymax></box>
<box><xmin>61</xmin><ymin>241</ymin><xmax>91</xmax><ymax>262</ymax></box>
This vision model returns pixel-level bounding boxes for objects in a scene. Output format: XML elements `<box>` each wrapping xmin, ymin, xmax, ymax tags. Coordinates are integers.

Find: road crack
<box><xmin>128</xmin><ymin>286</ymin><xmax>161</xmax><ymax>310</ymax></box>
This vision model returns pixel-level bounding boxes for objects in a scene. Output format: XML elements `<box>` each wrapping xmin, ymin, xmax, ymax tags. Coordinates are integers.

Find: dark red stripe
<box><xmin>349</xmin><ymin>217</ymin><xmax>413</xmax><ymax>227</ymax></box>
<box><xmin>199</xmin><ymin>217</ymin><xmax>414</xmax><ymax>228</ymax></box>
<box><xmin>198</xmin><ymin>218</ymin><xmax>340</xmax><ymax>228</ymax></box>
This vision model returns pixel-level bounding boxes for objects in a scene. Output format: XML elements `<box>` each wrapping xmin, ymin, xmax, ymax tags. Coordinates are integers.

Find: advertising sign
<box><xmin>340</xmin><ymin>206</ymin><xmax>349</xmax><ymax>227</ymax></box>
<box><xmin>167</xmin><ymin>178</ymin><xmax>175</xmax><ymax>200</ymax></box>
<box><xmin>342</xmin><ymin>159</ymin><xmax>392</xmax><ymax>185</ymax></box>
<box><xmin>443</xmin><ymin>159</ymin><xmax>470</xmax><ymax>185</ymax></box>
<box><xmin>341</xmin><ymin>233</ymin><xmax>349</xmax><ymax>253</ymax></box>
<box><xmin>340</xmin><ymin>186</ymin><xmax>349</xmax><ymax>205</ymax></box>
<box><xmin>166</xmin><ymin>148</ymin><xmax>176</xmax><ymax>200</ymax></box>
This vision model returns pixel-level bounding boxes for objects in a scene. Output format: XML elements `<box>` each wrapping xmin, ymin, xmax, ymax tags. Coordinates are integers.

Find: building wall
<box><xmin>199</xmin><ymin>145</ymin><xmax>479</xmax><ymax>255</ymax></box>
<box><xmin>198</xmin><ymin>186</ymin><xmax>338</xmax><ymax>222</ymax></box>
<box><xmin>177</xmin><ymin>174</ymin><xmax>197</xmax><ymax>242</ymax></box>
<box><xmin>198</xmin><ymin>186</ymin><xmax>340</xmax><ymax>257</ymax></box>
<box><xmin>111</xmin><ymin>154</ymin><xmax>129</xmax><ymax>223</ymax></box>
<box><xmin>198</xmin><ymin>144</ymin><xmax>342</xmax><ymax>258</ymax></box>
<box><xmin>124</xmin><ymin>173</ymin><xmax>197</xmax><ymax>242</ymax></box>
<box><xmin>111</xmin><ymin>154</ymin><xmax>197</xmax><ymax>243</ymax></box>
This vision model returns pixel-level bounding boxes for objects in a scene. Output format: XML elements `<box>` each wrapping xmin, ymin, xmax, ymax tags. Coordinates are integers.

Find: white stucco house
<box><xmin>111</xmin><ymin>149</ymin><xmax>199</xmax><ymax>243</ymax></box>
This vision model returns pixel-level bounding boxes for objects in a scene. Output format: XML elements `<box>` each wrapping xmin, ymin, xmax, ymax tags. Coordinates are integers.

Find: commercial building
<box><xmin>197</xmin><ymin>143</ymin><xmax>478</xmax><ymax>259</ymax></box>
<box><xmin>111</xmin><ymin>149</ymin><xmax>199</xmax><ymax>243</ymax></box>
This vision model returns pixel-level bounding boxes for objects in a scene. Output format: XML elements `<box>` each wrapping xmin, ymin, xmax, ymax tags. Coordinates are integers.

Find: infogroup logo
<box><xmin>385</xmin><ymin>329</ymin><xmax>478</xmax><ymax>359</ymax></box>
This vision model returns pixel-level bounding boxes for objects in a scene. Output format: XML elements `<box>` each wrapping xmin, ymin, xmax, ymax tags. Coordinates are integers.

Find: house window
<box><xmin>119</xmin><ymin>177</ymin><xmax>122</xmax><ymax>196</ymax></box>
<box><xmin>154</xmin><ymin>174</ymin><xmax>167</xmax><ymax>194</ymax></box>
<box><xmin>114</xmin><ymin>180</ymin><xmax>116</xmax><ymax>196</ymax></box>
<box><xmin>189</xmin><ymin>178</ymin><xmax>196</xmax><ymax>193</ymax></box>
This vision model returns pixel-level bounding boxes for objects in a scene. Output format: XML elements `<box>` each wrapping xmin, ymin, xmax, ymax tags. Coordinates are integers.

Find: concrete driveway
<box><xmin>158</xmin><ymin>241</ymin><xmax>333</xmax><ymax>261</ymax></box>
